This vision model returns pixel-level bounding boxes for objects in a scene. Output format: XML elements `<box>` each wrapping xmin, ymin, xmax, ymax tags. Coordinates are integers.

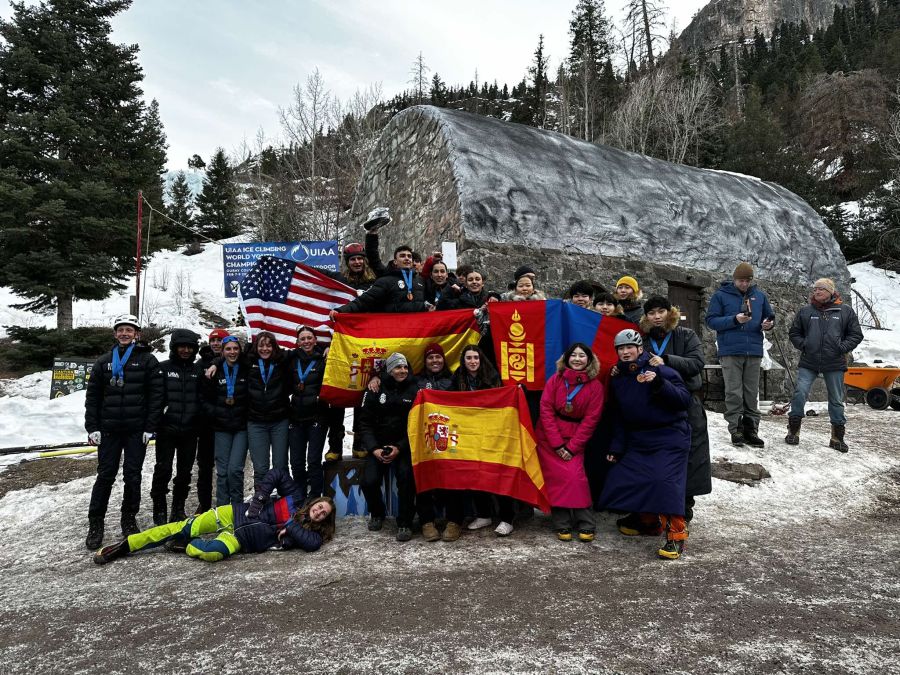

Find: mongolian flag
<box><xmin>489</xmin><ymin>299</ymin><xmax>634</xmax><ymax>389</ymax></box>
<box><xmin>408</xmin><ymin>386</ymin><xmax>551</xmax><ymax>512</ymax></box>
<box><xmin>320</xmin><ymin>308</ymin><xmax>480</xmax><ymax>407</ymax></box>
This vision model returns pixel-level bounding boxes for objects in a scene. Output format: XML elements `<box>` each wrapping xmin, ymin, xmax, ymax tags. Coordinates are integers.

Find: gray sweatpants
<box><xmin>720</xmin><ymin>354</ymin><xmax>762</xmax><ymax>432</ymax></box>
<box><xmin>551</xmin><ymin>507</ymin><xmax>596</xmax><ymax>533</ymax></box>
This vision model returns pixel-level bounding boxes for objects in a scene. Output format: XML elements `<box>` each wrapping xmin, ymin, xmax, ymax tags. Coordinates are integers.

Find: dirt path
<box><xmin>0</xmin><ymin>407</ymin><xmax>899</xmax><ymax>674</ymax></box>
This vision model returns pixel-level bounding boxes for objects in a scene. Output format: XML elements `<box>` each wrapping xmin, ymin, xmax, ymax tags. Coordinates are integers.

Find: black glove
<box><xmin>246</xmin><ymin>492</ymin><xmax>266</xmax><ymax>519</ymax></box>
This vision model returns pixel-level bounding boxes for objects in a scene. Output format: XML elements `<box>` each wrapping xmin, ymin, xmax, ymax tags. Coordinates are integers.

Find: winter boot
<box><xmin>730</xmin><ymin>430</ymin><xmax>745</xmax><ymax>446</ymax></box>
<box><xmin>85</xmin><ymin>517</ymin><xmax>104</xmax><ymax>550</ymax></box>
<box><xmin>324</xmin><ymin>449</ymin><xmax>342</xmax><ymax>463</ymax></box>
<box><xmin>616</xmin><ymin>513</ymin><xmax>662</xmax><ymax>537</ymax></box>
<box><xmin>170</xmin><ymin>501</ymin><xmax>187</xmax><ymax>524</ymax></box>
<box><xmin>658</xmin><ymin>539</ymin><xmax>685</xmax><ymax>560</ymax></box>
<box><xmin>120</xmin><ymin>513</ymin><xmax>140</xmax><ymax>538</ymax></box>
<box><xmin>93</xmin><ymin>539</ymin><xmax>130</xmax><ymax>565</ymax></box>
<box><xmin>829</xmin><ymin>424</ymin><xmax>849</xmax><ymax>453</ymax></box>
<box><xmin>742</xmin><ymin>418</ymin><xmax>765</xmax><ymax>448</ymax></box>
<box><xmin>785</xmin><ymin>416</ymin><xmax>802</xmax><ymax>445</ymax></box>
<box><xmin>152</xmin><ymin>500</ymin><xmax>168</xmax><ymax>527</ymax></box>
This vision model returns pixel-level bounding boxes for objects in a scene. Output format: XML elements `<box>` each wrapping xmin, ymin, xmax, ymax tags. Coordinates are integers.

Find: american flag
<box><xmin>238</xmin><ymin>255</ymin><xmax>357</xmax><ymax>348</ymax></box>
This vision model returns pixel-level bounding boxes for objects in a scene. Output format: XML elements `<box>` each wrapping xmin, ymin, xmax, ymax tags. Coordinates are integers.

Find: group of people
<box><xmin>84</xmin><ymin>208</ymin><xmax>864</xmax><ymax>565</ymax></box>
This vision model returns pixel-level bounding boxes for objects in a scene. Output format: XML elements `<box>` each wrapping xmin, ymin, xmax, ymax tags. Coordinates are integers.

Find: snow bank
<box><xmin>848</xmin><ymin>262</ymin><xmax>900</xmax><ymax>366</ymax></box>
<box><xmin>0</xmin><ymin>387</ymin><xmax>87</xmax><ymax>448</ymax></box>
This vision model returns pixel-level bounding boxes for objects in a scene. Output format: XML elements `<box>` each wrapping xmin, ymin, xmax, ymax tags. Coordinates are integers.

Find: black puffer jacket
<box><xmin>287</xmin><ymin>347</ymin><xmax>327</xmax><ymax>423</ymax></box>
<box><xmin>158</xmin><ymin>342</ymin><xmax>204</xmax><ymax>434</ymax></box>
<box><xmin>640</xmin><ymin>309</ymin><xmax>705</xmax><ymax>393</ymax></box>
<box><xmin>419</xmin><ymin>370</ymin><xmax>453</xmax><ymax>391</ymax></box>
<box><xmin>358</xmin><ymin>375</ymin><xmax>422</xmax><ymax>453</ymax></box>
<box><xmin>438</xmin><ymin>287</ymin><xmax>488</xmax><ymax>311</ymax></box>
<box><xmin>199</xmin><ymin>344</ymin><xmax>219</xmax><ymax>367</ymax></box>
<box><xmin>202</xmin><ymin>357</ymin><xmax>250</xmax><ymax>432</ymax></box>
<box><xmin>336</xmin><ymin>268</ymin><xmax>428</xmax><ymax>313</ymax></box>
<box><xmin>247</xmin><ymin>356</ymin><xmax>290</xmax><ymax>423</ymax></box>
<box><xmin>85</xmin><ymin>342</ymin><xmax>163</xmax><ymax>434</ymax></box>
<box><xmin>789</xmin><ymin>299</ymin><xmax>863</xmax><ymax>372</ymax></box>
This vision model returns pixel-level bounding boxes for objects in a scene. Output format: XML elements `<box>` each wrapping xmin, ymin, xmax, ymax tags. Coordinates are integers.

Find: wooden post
<box><xmin>135</xmin><ymin>190</ymin><xmax>143</xmax><ymax>318</ymax></box>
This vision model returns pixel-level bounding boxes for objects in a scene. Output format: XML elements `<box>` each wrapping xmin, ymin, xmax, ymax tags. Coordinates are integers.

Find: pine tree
<box><xmin>429</xmin><ymin>73</ymin><xmax>449</xmax><ymax>107</ymax></box>
<box><xmin>0</xmin><ymin>0</ymin><xmax>168</xmax><ymax>329</ymax></box>
<box><xmin>568</xmin><ymin>0</ymin><xmax>613</xmax><ymax>140</ymax></box>
<box><xmin>526</xmin><ymin>34</ymin><xmax>550</xmax><ymax>127</ymax></box>
<box><xmin>166</xmin><ymin>171</ymin><xmax>195</xmax><ymax>243</ymax></box>
<box><xmin>195</xmin><ymin>148</ymin><xmax>238</xmax><ymax>240</ymax></box>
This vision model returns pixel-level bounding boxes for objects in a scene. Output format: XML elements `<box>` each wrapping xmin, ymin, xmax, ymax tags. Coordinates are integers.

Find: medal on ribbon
<box><xmin>111</xmin><ymin>343</ymin><xmax>135</xmax><ymax>388</ymax></box>
<box><xmin>224</xmin><ymin>362</ymin><xmax>238</xmax><ymax>406</ymax></box>
<box><xmin>401</xmin><ymin>269</ymin><xmax>414</xmax><ymax>302</ymax></box>
<box><xmin>564</xmin><ymin>379</ymin><xmax>584</xmax><ymax>414</ymax></box>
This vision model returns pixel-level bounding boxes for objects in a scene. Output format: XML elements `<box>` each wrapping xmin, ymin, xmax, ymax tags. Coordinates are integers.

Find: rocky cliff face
<box><xmin>679</xmin><ymin>0</ymin><xmax>854</xmax><ymax>52</ymax></box>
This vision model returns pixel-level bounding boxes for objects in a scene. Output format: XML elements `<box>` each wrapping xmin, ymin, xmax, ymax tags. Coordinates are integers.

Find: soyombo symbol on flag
<box><xmin>320</xmin><ymin>309</ymin><xmax>481</xmax><ymax>407</ymax></box>
<box><xmin>408</xmin><ymin>387</ymin><xmax>550</xmax><ymax>513</ymax></box>
<box><xmin>489</xmin><ymin>300</ymin><xmax>634</xmax><ymax>388</ymax></box>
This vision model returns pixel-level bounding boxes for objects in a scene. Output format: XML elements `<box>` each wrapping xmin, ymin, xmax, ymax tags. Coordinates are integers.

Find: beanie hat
<box><xmin>171</xmin><ymin>328</ymin><xmax>200</xmax><ymax>348</ymax></box>
<box><xmin>209</xmin><ymin>328</ymin><xmax>230</xmax><ymax>340</ymax></box>
<box><xmin>514</xmin><ymin>265</ymin><xmax>536</xmax><ymax>281</ymax></box>
<box><xmin>568</xmin><ymin>280</ymin><xmax>595</xmax><ymax>298</ymax></box>
<box><xmin>384</xmin><ymin>352</ymin><xmax>408</xmax><ymax>373</ymax></box>
<box><xmin>616</xmin><ymin>276</ymin><xmax>639</xmax><ymax>294</ymax></box>
<box><xmin>814</xmin><ymin>278</ymin><xmax>836</xmax><ymax>294</ymax></box>
<box><xmin>733</xmin><ymin>262</ymin><xmax>754</xmax><ymax>279</ymax></box>
<box><xmin>643</xmin><ymin>295</ymin><xmax>672</xmax><ymax>314</ymax></box>
<box><xmin>423</xmin><ymin>343</ymin><xmax>445</xmax><ymax>360</ymax></box>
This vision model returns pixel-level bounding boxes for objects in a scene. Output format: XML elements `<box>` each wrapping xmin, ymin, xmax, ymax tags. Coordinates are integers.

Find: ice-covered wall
<box><xmin>352</xmin><ymin>105</ymin><xmax>849</xmax><ymax>290</ymax></box>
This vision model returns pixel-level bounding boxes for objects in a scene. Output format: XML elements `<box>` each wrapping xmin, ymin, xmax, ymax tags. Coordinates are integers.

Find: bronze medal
<box><xmin>225</xmin><ymin>396</ymin><xmax>235</xmax><ymax>406</ymax></box>
<box><xmin>565</xmin><ymin>402</ymin><xmax>573</xmax><ymax>413</ymax></box>
<box><xmin>407</xmin><ymin>292</ymin><xmax>413</xmax><ymax>301</ymax></box>
<box><xmin>297</xmin><ymin>382</ymin><xmax>305</xmax><ymax>392</ymax></box>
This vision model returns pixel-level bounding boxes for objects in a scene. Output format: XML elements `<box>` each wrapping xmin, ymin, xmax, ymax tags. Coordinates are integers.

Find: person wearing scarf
<box><xmin>786</xmin><ymin>278</ymin><xmax>864</xmax><ymax>452</ymax></box>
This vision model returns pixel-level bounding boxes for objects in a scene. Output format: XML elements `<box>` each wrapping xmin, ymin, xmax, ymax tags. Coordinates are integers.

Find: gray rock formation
<box><xmin>680</xmin><ymin>0</ymin><xmax>853</xmax><ymax>52</ymax></box>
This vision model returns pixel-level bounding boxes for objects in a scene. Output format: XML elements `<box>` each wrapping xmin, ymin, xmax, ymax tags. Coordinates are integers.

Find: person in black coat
<box><xmin>786</xmin><ymin>278</ymin><xmax>864</xmax><ymax>452</ymax></box>
<box><xmin>93</xmin><ymin>468</ymin><xmax>335</xmax><ymax>565</ymax></box>
<box><xmin>332</xmin><ymin>245</ymin><xmax>434</xmax><ymax>315</ymax></box>
<box><xmin>640</xmin><ymin>296</ymin><xmax>711</xmax><ymax>523</ymax></box>
<box><xmin>194</xmin><ymin>328</ymin><xmax>229</xmax><ymax>513</ymax></box>
<box><xmin>358</xmin><ymin>352</ymin><xmax>422</xmax><ymax>542</ymax></box>
<box><xmin>244</xmin><ymin>331</ymin><xmax>291</xmax><ymax>486</ymax></box>
<box><xmin>150</xmin><ymin>329</ymin><xmax>204</xmax><ymax>526</ymax></box>
<box><xmin>202</xmin><ymin>335</ymin><xmax>250</xmax><ymax>506</ymax></box>
<box><xmin>287</xmin><ymin>325</ymin><xmax>328</xmax><ymax>499</ymax></box>
<box><xmin>84</xmin><ymin>314</ymin><xmax>164</xmax><ymax>550</ymax></box>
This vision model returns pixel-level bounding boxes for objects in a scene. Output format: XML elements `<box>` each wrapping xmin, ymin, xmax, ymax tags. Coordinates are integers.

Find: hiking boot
<box><xmin>730</xmin><ymin>431</ymin><xmax>745</xmax><ymax>447</ymax></box>
<box><xmin>93</xmin><ymin>540</ymin><xmax>129</xmax><ymax>565</ymax></box>
<box><xmin>616</xmin><ymin>513</ymin><xmax>662</xmax><ymax>537</ymax></box>
<box><xmin>396</xmin><ymin>526</ymin><xmax>413</xmax><ymax>542</ymax></box>
<box><xmin>494</xmin><ymin>521</ymin><xmax>514</xmax><ymax>537</ymax></box>
<box><xmin>743</xmin><ymin>419</ymin><xmax>765</xmax><ymax>447</ymax></box>
<box><xmin>165</xmin><ymin>538</ymin><xmax>188</xmax><ymax>553</ymax></box>
<box><xmin>152</xmin><ymin>501</ymin><xmax>167</xmax><ymax>526</ymax></box>
<box><xmin>557</xmin><ymin>529</ymin><xmax>573</xmax><ymax>542</ymax></box>
<box><xmin>352</xmin><ymin>449</ymin><xmax>368</xmax><ymax>460</ymax></box>
<box><xmin>85</xmin><ymin>518</ymin><xmax>104</xmax><ymax>550</ymax></box>
<box><xmin>442</xmin><ymin>522</ymin><xmax>462</xmax><ymax>542</ymax></box>
<box><xmin>368</xmin><ymin>516</ymin><xmax>384</xmax><ymax>532</ymax></box>
<box><xmin>578</xmin><ymin>530</ymin><xmax>595</xmax><ymax>543</ymax></box>
<box><xmin>170</xmin><ymin>502</ymin><xmax>187</xmax><ymax>523</ymax></box>
<box><xmin>658</xmin><ymin>539</ymin><xmax>685</xmax><ymax>560</ymax></box>
<box><xmin>829</xmin><ymin>424</ymin><xmax>849</xmax><ymax>453</ymax></box>
<box><xmin>324</xmin><ymin>450</ymin><xmax>342</xmax><ymax>463</ymax></box>
<box><xmin>421</xmin><ymin>522</ymin><xmax>440</xmax><ymax>542</ymax></box>
<box><xmin>120</xmin><ymin>513</ymin><xmax>140</xmax><ymax>538</ymax></box>
<box><xmin>785</xmin><ymin>416</ymin><xmax>802</xmax><ymax>445</ymax></box>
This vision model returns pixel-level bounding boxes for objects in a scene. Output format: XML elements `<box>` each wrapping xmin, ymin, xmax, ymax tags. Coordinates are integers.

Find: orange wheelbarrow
<box><xmin>844</xmin><ymin>367</ymin><xmax>900</xmax><ymax>410</ymax></box>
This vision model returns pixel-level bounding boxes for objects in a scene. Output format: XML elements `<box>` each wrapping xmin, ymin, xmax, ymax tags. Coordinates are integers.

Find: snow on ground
<box><xmin>849</xmin><ymin>262</ymin><xmax>900</xmax><ymax>366</ymax></box>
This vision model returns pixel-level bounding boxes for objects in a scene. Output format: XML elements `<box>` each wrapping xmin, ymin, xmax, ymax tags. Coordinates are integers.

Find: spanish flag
<box><xmin>320</xmin><ymin>309</ymin><xmax>481</xmax><ymax>407</ymax></box>
<box><xmin>408</xmin><ymin>387</ymin><xmax>551</xmax><ymax>513</ymax></box>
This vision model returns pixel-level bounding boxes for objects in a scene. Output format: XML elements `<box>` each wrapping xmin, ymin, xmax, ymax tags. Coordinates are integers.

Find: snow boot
<box><xmin>324</xmin><ymin>449</ymin><xmax>342</xmax><ymax>463</ymax></box>
<box><xmin>170</xmin><ymin>501</ymin><xmax>187</xmax><ymax>524</ymax></box>
<box><xmin>829</xmin><ymin>424</ymin><xmax>849</xmax><ymax>453</ymax></box>
<box><xmin>785</xmin><ymin>416</ymin><xmax>802</xmax><ymax>445</ymax></box>
<box><xmin>742</xmin><ymin>418</ymin><xmax>765</xmax><ymax>447</ymax></box>
<box><xmin>658</xmin><ymin>539</ymin><xmax>685</xmax><ymax>560</ymax></box>
<box><xmin>93</xmin><ymin>539</ymin><xmax>129</xmax><ymax>565</ymax></box>
<box><xmin>152</xmin><ymin>500</ymin><xmax>168</xmax><ymax>527</ymax></box>
<box><xmin>85</xmin><ymin>517</ymin><xmax>104</xmax><ymax>550</ymax></box>
<box><xmin>120</xmin><ymin>513</ymin><xmax>140</xmax><ymax>538</ymax></box>
<box><xmin>616</xmin><ymin>513</ymin><xmax>662</xmax><ymax>537</ymax></box>
<box><xmin>730</xmin><ymin>430</ymin><xmax>745</xmax><ymax>447</ymax></box>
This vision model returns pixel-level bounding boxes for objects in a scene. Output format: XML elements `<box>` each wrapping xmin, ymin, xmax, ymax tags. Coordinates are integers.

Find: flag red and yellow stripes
<box><xmin>408</xmin><ymin>386</ymin><xmax>550</xmax><ymax>512</ymax></box>
<box><xmin>320</xmin><ymin>309</ymin><xmax>480</xmax><ymax>407</ymax></box>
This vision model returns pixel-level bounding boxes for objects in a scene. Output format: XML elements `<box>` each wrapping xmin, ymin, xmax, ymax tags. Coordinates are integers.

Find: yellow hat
<box><xmin>615</xmin><ymin>276</ymin><xmax>639</xmax><ymax>294</ymax></box>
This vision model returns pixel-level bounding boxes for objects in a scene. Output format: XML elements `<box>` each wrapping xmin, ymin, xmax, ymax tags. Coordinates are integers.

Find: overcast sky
<box><xmin>3</xmin><ymin>0</ymin><xmax>710</xmax><ymax>171</ymax></box>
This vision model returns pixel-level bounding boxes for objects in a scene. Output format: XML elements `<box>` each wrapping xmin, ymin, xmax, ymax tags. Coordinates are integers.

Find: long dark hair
<box><xmin>293</xmin><ymin>496</ymin><xmax>336</xmax><ymax>542</ymax></box>
<box><xmin>451</xmin><ymin>344</ymin><xmax>501</xmax><ymax>390</ymax></box>
<box><xmin>248</xmin><ymin>331</ymin><xmax>285</xmax><ymax>362</ymax></box>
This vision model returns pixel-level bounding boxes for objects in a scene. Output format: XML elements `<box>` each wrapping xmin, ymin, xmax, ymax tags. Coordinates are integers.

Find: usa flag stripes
<box><xmin>238</xmin><ymin>255</ymin><xmax>357</xmax><ymax>349</ymax></box>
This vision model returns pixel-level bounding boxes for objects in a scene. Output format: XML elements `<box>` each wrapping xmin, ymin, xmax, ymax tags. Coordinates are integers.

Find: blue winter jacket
<box><xmin>231</xmin><ymin>468</ymin><xmax>323</xmax><ymax>553</ymax></box>
<box><xmin>705</xmin><ymin>281</ymin><xmax>775</xmax><ymax>357</ymax></box>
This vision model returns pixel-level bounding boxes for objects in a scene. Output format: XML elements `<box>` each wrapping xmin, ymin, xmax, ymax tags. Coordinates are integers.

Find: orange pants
<box><xmin>639</xmin><ymin>513</ymin><xmax>688</xmax><ymax>541</ymax></box>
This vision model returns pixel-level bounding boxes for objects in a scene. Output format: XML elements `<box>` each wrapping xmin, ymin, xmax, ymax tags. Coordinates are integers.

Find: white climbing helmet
<box><xmin>112</xmin><ymin>314</ymin><xmax>141</xmax><ymax>331</ymax></box>
<box><xmin>614</xmin><ymin>328</ymin><xmax>642</xmax><ymax>348</ymax></box>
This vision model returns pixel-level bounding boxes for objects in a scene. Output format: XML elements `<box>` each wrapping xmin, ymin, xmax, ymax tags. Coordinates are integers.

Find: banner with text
<box><xmin>222</xmin><ymin>241</ymin><xmax>339</xmax><ymax>297</ymax></box>
<box><xmin>50</xmin><ymin>358</ymin><xmax>94</xmax><ymax>399</ymax></box>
